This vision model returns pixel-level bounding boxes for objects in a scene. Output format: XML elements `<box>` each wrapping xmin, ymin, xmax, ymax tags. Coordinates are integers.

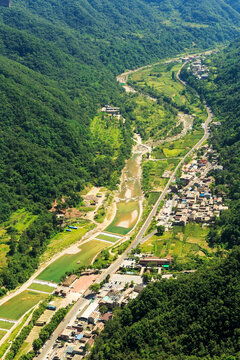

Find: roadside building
<box><xmin>58</xmin><ymin>329</ymin><xmax>72</xmax><ymax>342</ymax></box>
<box><xmin>100</xmin><ymin>312</ymin><xmax>113</xmax><ymax>323</ymax></box>
<box><xmin>62</xmin><ymin>275</ymin><xmax>78</xmax><ymax>287</ymax></box>
<box><xmin>78</xmin><ymin>302</ymin><xmax>99</xmax><ymax>323</ymax></box>
<box><xmin>88</xmin><ymin>311</ymin><xmax>99</xmax><ymax>325</ymax></box>
<box><xmin>139</xmin><ymin>257</ymin><xmax>173</xmax><ymax>266</ymax></box>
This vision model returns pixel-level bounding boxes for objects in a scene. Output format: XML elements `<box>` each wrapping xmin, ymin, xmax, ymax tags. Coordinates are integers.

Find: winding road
<box><xmin>36</xmin><ymin>57</ymin><xmax>214</xmax><ymax>360</ymax></box>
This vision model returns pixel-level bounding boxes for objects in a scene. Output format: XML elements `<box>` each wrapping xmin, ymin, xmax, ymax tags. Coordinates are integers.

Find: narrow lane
<box><xmin>36</xmin><ymin>58</ymin><xmax>213</xmax><ymax>359</ymax></box>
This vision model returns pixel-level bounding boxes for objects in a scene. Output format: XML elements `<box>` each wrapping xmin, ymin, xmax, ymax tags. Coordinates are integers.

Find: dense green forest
<box><xmin>181</xmin><ymin>41</ymin><xmax>240</xmax><ymax>249</ymax></box>
<box><xmin>1</xmin><ymin>0</ymin><xmax>240</xmax><ymax>220</ymax></box>
<box><xmin>0</xmin><ymin>0</ymin><xmax>240</xmax><ymax>291</ymax></box>
<box><xmin>89</xmin><ymin>248</ymin><xmax>240</xmax><ymax>360</ymax></box>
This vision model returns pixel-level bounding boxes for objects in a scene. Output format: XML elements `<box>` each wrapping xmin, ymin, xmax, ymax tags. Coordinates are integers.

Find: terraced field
<box><xmin>106</xmin><ymin>201</ymin><xmax>140</xmax><ymax>235</ymax></box>
<box><xmin>38</xmin><ymin>240</ymin><xmax>108</xmax><ymax>283</ymax></box>
<box><xmin>0</xmin><ymin>320</ymin><xmax>14</xmax><ymax>330</ymax></box>
<box><xmin>0</xmin><ymin>291</ymin><xmax>48</xmax><ymax>321</ymax></box>
<box><xmin>96</xmin><ymin>232</ymin><xmax>122</xmax><ymax>243</ymax></box>
<box><xmin>152</xmin><ymin>131</ymin><xmax>203</xmax><ymax>159</ymax></box>
<box><xmin>28</xmin><ymin>283</ymin><xmax>56</xmax><ymax>293</ymax></box>
<box><xmin>141</xmin><ymin>224</ymin><xmax>214</xmax><ymax>265</ymax></box>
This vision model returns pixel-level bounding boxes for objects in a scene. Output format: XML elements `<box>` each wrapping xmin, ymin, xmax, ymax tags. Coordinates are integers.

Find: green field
<box><xmin>0</xmin><ymin>209</ymin><xmax>37</xmax><ymax>269</ymax></box>
<box><xmin>106</xmin><ymin>201</ymin><xmax>139</xmax><ymax>235</ymax></box>
<box><xmin>141</xmin><ymin>223</ymin><xmax>213</xmax><ymax>265</ymax></box>
<box><xmin>0</xmin><ymin>320</ymin><xmax>14</xmax><ymax>330</ymax></box>
<box><xmin>41</xmin><ymin>221</ymin><xmax>95</xmax><ymax>262</ymax></box>
<box><xmin>28</xmin><ymin>283</ymin><xmax>55</xmax><ymax>293</ymax></box>
<box><xmin>126</xmin><ymin>94</ymin><xmax>177</xmax><ymax>141</ymax></box>
<box><xmin>152</xmin><ymin>131</ymin><xmax>203</xmax><ymax>159</ymax></box>
<box><xmin>130</xmin><ymin>61</ymin><xmax>207</xmax><ymax>125</ymax></box>
<box><xmin>0</xmin><ymin>291</ymin><xmax>48</xmax><ymax>321</ymax></box>
<box><xmin>142</xmin><ymin>158</ymin><xmax>179</xmax><ymax>194</ymax></box>
<box><xmin>131</xmin><ymin>62</ymin><xmax>186</xmax><ymax>104</ymax></box>
<box><xmin>96</xmin><ymin>233</ymin><xmax>121</xmax><ymax>243</ymax></box>
<box><xmin>38</xmin><ymin>240</ymin><xmax>108</xmax><ymax>283</ymax></box>
<box><xmin>0</xmin><ymin>330</ymin><xmax>7</xmax><ymax>340</ymax></box>
<box><xmin>8</xmin><ymin>209</ymin><xmax>37</xmax><ymax>234</ymax></box>
<box><xmin>163</xmin><ymin>148</ymin><xmax>183</xmax><ymax>157</ymax></box>
<box><xmin>147</xmin><ymin>192</ymin><xmax>160</xmax><ymax>205</ymax></box>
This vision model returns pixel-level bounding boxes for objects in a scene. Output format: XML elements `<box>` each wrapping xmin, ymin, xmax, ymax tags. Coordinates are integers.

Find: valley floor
<box><xmin>0</xmin><ymin>51</ymin><xmax>218</xmax><ymax>359</ymax></box>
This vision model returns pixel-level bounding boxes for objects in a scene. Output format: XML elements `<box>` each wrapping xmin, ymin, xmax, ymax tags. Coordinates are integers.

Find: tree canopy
<box><xmin>89</xmin><ymin>248</ymin><xmax>240</xmax><ymax>360</ymax></box>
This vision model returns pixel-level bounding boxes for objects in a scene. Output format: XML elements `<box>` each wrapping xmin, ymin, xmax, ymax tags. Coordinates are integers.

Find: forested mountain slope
<box><xmin>0</xmin><ymin>0</ymin><xmax>240</xmax><ymax>220</ymax></box>
<box><xmin>89</xmin><ymin>248</ymin><xmax>240</xmax><ymax>360</ymax></box>
<box><xmin>0</xmin><ymin>0</ymin><xmax>240</xmax><ymax>292</ymax></box>
<box><xmin>181</xmin><ymin>41</ymin><xmax>240</xmax><ymax>249</ymax></box>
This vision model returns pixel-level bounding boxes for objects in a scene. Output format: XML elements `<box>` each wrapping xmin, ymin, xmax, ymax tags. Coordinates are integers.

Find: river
<box><xmin>105</xmin><ymin>135</ymin><xmax>147</xmax><ymax>236</ymax></box>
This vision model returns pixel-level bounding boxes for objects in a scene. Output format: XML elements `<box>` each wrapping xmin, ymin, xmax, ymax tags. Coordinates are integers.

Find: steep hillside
<box><xmin>181</xmin><ymin>41</ymin><xmax>240</xmax><ymax>249</ymax></box>
<box><xmin>0</xmin><ymin>0</ymin><xmax>240</xmax><ymax>221</ymax></box>
<box><xmin>89</xmin><ymin>248</ymin><xmax>240</xmax><ymax>360</ymax></box>
<box><xmin>0</xmin><ymin>0</ymin><xmax>240</xmax><ymax>292</ymax></box>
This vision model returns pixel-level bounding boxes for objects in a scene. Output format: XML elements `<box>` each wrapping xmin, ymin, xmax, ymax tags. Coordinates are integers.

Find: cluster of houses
<box><xmin>50</xmin><ymin>253</ymin><xmax>175</xmax><ymax>360</ymax></box>
<box><xmin>51</xmin><ymin>277</ymin><xmax>145</xmax><ymax>360</ymax></box>
<box><xmin>101</xmin><ymin>104</ymin><xmax>126</xmax><ymax>123</ymax></box>
<box><xmin>101</xmin><ymin>104</ymin><xmax>120</xmax><ymax>114</ymax></box>
<box><xmin>181</xmin><ymin>55</ymin><xmax>196</xmax><ymax>63</ymax></box>
<box><xmin>188</xmin><ymin>57</ymin><xmax>209</xmax><ymax>80</ymax></box>
<box><xmin>169</xmin><ymin>147</ymin><xmax>228</xmax><ymax>226</ymax></box>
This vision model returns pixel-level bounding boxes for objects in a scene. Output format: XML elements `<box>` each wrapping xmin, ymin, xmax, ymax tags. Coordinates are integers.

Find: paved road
<box><xmin>37</xmin><ymin>58</ymin><xmax>213</xmax><ymax>360</ymax></box>
<box><xmin>97</xmin><ymin>97</ymin><xmax>213</xmax><ymax>284</ymax></box>
<box><xmin>37</xmin><ymin>296</ymin><xmax>90</xmax><ymax>360</ymax></box>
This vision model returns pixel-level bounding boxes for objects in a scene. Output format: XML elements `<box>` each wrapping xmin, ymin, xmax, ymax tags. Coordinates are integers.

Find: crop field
<box><xmin>131</xmin><ymin>62</ymin><xmax>186</xmax><ymax>103</ymax></box>
<box><xmin>106</xmin><ymin>201</ymin><xmax>139</xmax><ymax>235</ymax></box>
<box><xmin>28</xmin><ymin>283</ymin><xmax>55</xmax><ymax>293</ymax></box>
<box><xmin>128</xmin><ymin>95</ymin><xmax>177</xmax><ymax>141</ymax></box>
<box><xmin>141</xmin><ymin>224</ymin><xmax>213</xmax><ymax>264</ymax></box>
<box><xmin>41</xmin><ymin>221</ymin><xmax>95</xmax><ymax>262</ymax></box>
<box><xmin>152</xmin><ymin>130</ymin><xmax>203</xmax><ymax>159</ymax></box>
<box><xmin>96</xmin><ymin>233</ymin><xmax>122</xmax><ymax>243</ymax></box>
<box><xmin>142</xmin><ymin>158</ymin><xmax>179</xmax><ymax>193</ymax></box>
<box><xmin>8</xmin><ymin>209</ymin><xmax>37</xmax><ymax>234</ymax></box>
<box><xmin>0</xmin><ymin>209</ymin><xmax>37</xmax><ymax>269</ymax></box>
<box><xmin>0</xmin><ymin>291</ymin><xmax>48</xmax><ymax>321</ymax></box>
<box><xmin>130</xmin><ymin>61</ymin><xmax>207</xmax><ymax>127</ymax></box>
<box><xmin>91</xmin><ymin>114</ymin><xmax>125</xmax><ymax>158</ymax></box>
<box><xmin>0</xmin><ymin>320</ymin><xmax>14</xmax><ymax>330</ymax></box>
<box><xmin>0</xmin><ymin>330</ymin><xmax>6</xmax><ymax>340</ymax></box>
<box><xmin>38</xmin><ymin>240</ymin><xmax>108</xmax><ymax>283</ymax></box>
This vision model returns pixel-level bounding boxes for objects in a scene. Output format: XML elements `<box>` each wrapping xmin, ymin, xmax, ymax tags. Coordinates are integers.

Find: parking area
<box><xmin>111</xmin><ymin>274</ymin><xmax>143</xmax><ymax>285</ymax></box>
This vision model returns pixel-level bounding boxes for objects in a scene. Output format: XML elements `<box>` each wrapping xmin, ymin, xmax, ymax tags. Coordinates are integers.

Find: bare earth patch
<box><xmin>116</xmin><ymin>209</ymin><xmax>138</xmax><ymax>228</ymax></box>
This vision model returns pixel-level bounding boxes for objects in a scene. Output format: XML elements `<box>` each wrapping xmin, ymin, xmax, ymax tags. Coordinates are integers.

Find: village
<box><xmin>0</xmin><ymin>52</ymin><xmax>228</xmax><ymax>360</ymax></box>
<box><xmin>41</xmin><ymin>255</ymin><xmax>173</xmax><ymax>360</ymax></box>
<box><xmin>188</xmin><ymin>57</ymin><xmax>209</xmax><ymax>80</ymax></box>
<box><xmin>157</xmin><ymin>144</ymin><xmax>228</xmax><ymax>229</ymax></box>
<box><xmin>43</xmin><ymin>101</ymin><xmax>229</xmax><ymax>360</ymax></box>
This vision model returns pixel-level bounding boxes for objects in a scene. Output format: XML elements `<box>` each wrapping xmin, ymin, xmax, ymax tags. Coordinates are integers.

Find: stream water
<box><xmin>105</xmin><ymin>139</ymin><xmax>146</xmax><ymax>235</ymax></box>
